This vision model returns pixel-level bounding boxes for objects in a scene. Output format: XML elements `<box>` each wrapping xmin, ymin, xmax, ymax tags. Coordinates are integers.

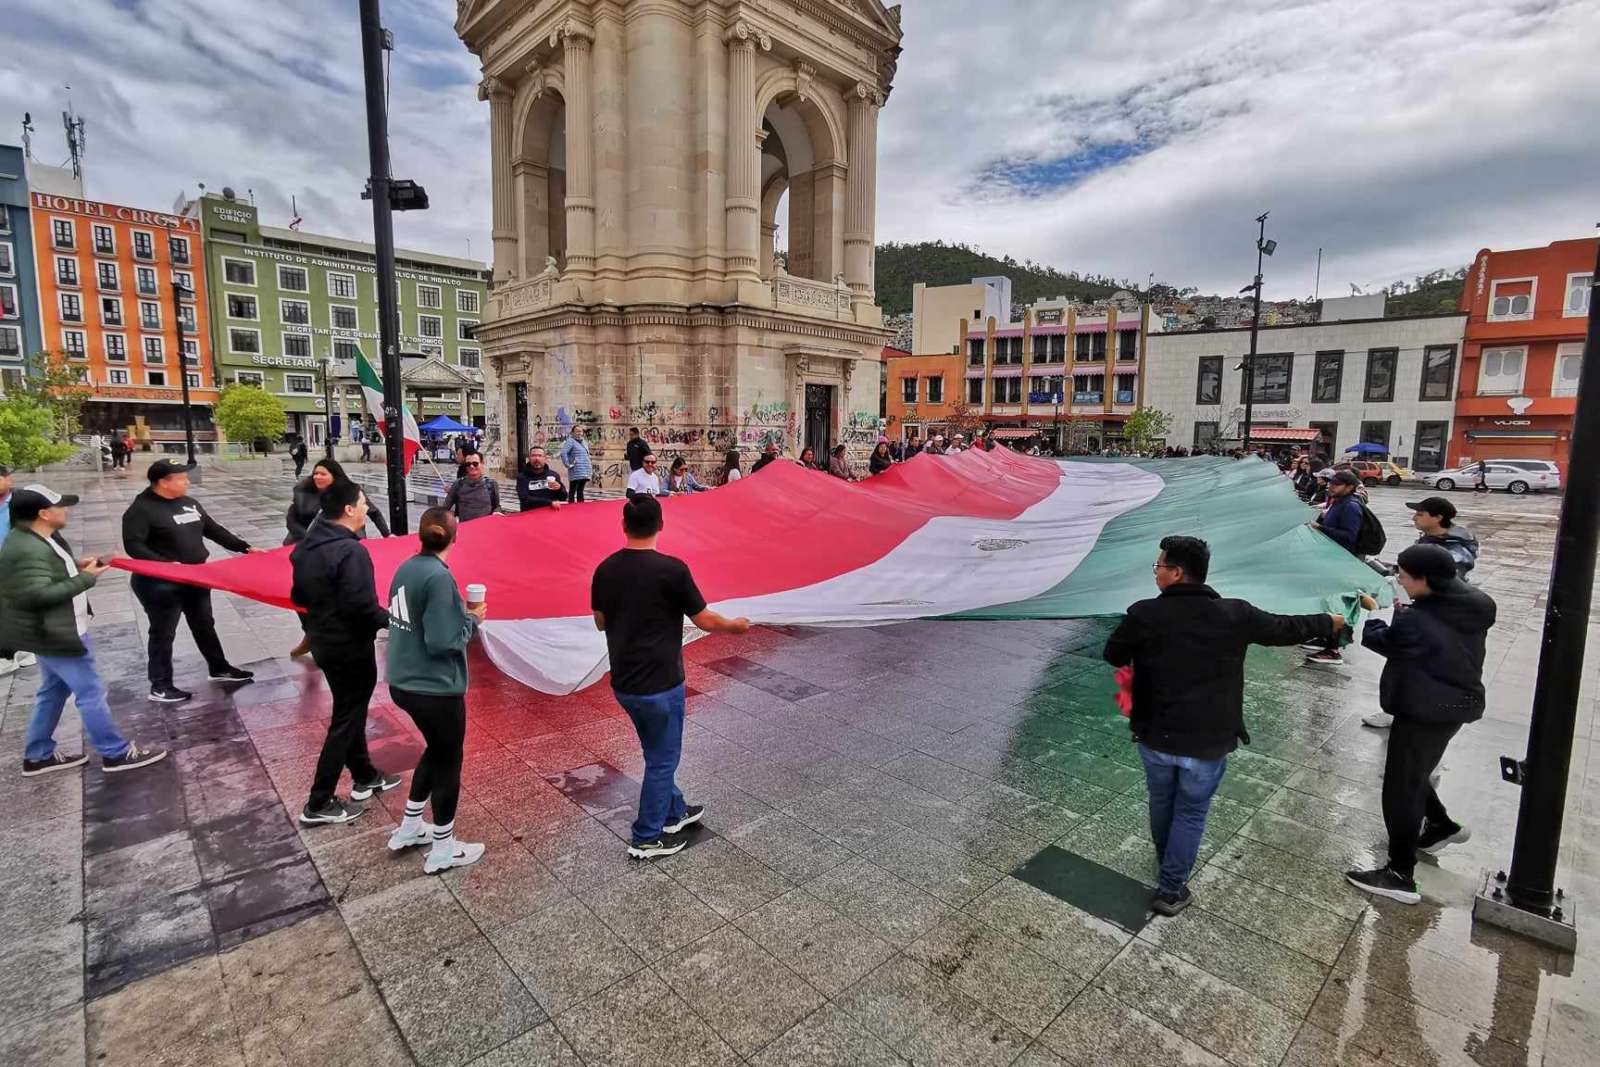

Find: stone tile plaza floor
<box><xmin>2</xmin><ymin>457</ymin><xmax>1598</xmax><ymax>1067</ymax></box>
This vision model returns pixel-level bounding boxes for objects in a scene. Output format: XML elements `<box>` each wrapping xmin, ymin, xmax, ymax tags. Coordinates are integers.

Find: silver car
<box><xmin>1427</xmin><ymin>459</ymin><xmax>1561</xmax><ymax>495</ymax></box>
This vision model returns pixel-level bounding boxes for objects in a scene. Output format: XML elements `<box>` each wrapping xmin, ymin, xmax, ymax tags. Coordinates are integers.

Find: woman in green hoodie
<box><xmin>385</xmin><ymin>507</ymin><xmax>488</xmax><ymax>874</ymax></box>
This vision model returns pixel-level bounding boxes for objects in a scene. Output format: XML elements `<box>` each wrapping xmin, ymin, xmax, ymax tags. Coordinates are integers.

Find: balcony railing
<box><xmin>771</xmin><ymin>273</ymin><xmax>851</xmax><ymax>317</ymax></box>
<box><xmin>1116</xmin><ymin>390</ymin><xmax>1136</xmax><ymax>404</ymax></box>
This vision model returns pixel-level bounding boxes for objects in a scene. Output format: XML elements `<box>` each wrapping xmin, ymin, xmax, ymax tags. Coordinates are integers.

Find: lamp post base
<box><xmin>1472</xmin><ymin>869</ymin><xmax>1577</xmax><ymax>952</ymax></box>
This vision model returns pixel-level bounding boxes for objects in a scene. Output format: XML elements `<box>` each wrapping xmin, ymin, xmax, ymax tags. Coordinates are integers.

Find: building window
<box><xmin>1359</xmin><ymin>420</ymin><xmax>1390</xmax><ymax>450</ymax></box>
<box><xmin>229</xmin><ymin>328</ymin><xmax>261</xmax><ymax>354</ymax></box>
<box><xmin>1118</xmin><ymin>330</ymin><xmax>1137</xmax><ymax>361</ymax></box>
<box><xmin>995</xmin><ymin>377</ymin><xmax>1022</xmax><ymax>404</ymax></box>
<box><xmin>181</xmin><ymin>339</ymin><xmax>199</xmax><ymax>364</ymax></box>
<box><xmin>1115</xmin><ymin>373</ymin><xmax>1136</xmax><ymax>404</ymax></box>
<box><xmin>901</xmin><ymin>377</ymin><xmax>917</xmax><ymax>403</ymax></box>
<box><xmin>285</xmin><ymin>373</ymin><xmax>316</xmax><ymax>394</ymax></box>
<box><xmin>0</xmin><ymin>325</ymin><xmax>17</xmax><ymax>359</ymax></box>
<box><xmin>1076</xmin><ymin>332</ymin><xmax>1107</xmax><ymax>361</ymax></box>
<box><xmin>419</xmin><ymin>314</ymin><xmax>443</xmax><ymax>339</ymax></box>
<box><xmin>168</xmin><ymin>235</ymin><xmax>191</xmax><ymax>265</ymax></box>
<box><xmin>1193</xmin><ymin>421</ymin><xmax>1219</xmax><ymax>450</ymax></box>
<box><xmin>328</xmin><ymin>272</ymin><xmax>357</xmax><ymax>299</ymax></box>
<box><xmin>458</xmin><ymin>319</ymin><xmax>478</xmax><ymax>342</ymax></box>
<box><xmin>56</xmin><ymin>257</ymin><xmax>79</xmax><ymax>287</ymax></box>
<box><xmin>418</xmin><ymin>284</ymin><xmax>442</xmax><ymax>310</ymax></box>
<box><xmin>1243</xmin><ymin>353</ymin><xmax>1292</xmax><ymax>403</ymax></box>
<box><xmin>108</xmin><ymin>369</ymin><xmax>130</xmax><ymax>386</ymax></box>
<box><xmin>62</xmin><ymin>330</ymin><xmax>86</xmax><ymax>358</ymax></box>
<box><xmin>1363</xmin><ymin>347</ymin><xmax>1397</xmax><ymax>402</ymax></box>
<box><xmin>0</xmin><ymin>283</ymin><xmax>15</xmax><ymax>319</ymax></box>
<box><xmin>51</xmin><ymin>218</ymin><xmax>75</xmax><ymax>249</ymax></box>
<box><xmin>333</xmin><ymin>340</ymin><xmax>359</xmax><ymax>361</ymax></box>
<box><xmin>1075</xmin><ymin>374</ymin><xmax>1105</xmax><ymax>404</ymax></box>
<box><xmin>1553</xmin><ymin>342</ymin><xmax>1583</xmax><ymax>398</ymax></box>
<box><xmin>457</xmin><ymin>347</ymin><xmax>481</xmax><ymax>369</ymax></box>
<box><xmin>139</xmin><ymin>301</ymin><xmax>161</xmax><ymax>330</ymax></box>
<box><xmin>132</xmin><ymin>231</ymin><xmax>155</xmax><ymax>261</ymax></box>
<box><xmin>136</xmin><ymin>266</ymin><xmax>159</xmax><ymax>296</ymax></box>
<box><xmin>59</xmin><ymin>293</ymin><xmax>83</xmax><ymax>323</ymax></box>
<box><xmin>0</xmin><ymin>205</ymin><xmax>10</xmax><ymax>232</ymax></box>
<box><xmin>1478</xmin><ymin>346</ymin><xmax>1525</xmax><ymax>395</ymax></box>
<box><xmin>1567</xmin><ymin>273</ymin><xmax>1593</xmax><ymax>317</ymax></box>
<box><xmin>0</xmin><ymin>242</ymin><xmax>11</xmax><ymax>276</ymax></box>
<box><xmin>143</xmin><ymin>337</ymin><xmax>165</xmax><ymax>363</ymax></box>
<box><xmin>147</xmin><ymin>369</ymin><xmax>168</xmax><ymax>387</ymax></box>
<box><xmin>227</xmin><ymin>294</ymin><xmax>257</xmax><ymax>320</ymax></box>
<box><xmin>967</xmin><ymin>338</ymin><xmax>985</xmax><ymax>364</ymax></box>
<box><xmin>173</xmin><ymin>270</ymin><xmax>195</xmax><ymax>295</ymax></box>
<box><xmin>967</xmin><ymin>377</ymin><xmax>983</xmax><ymax>404</ymax></box>
<box><xmin>278</xmin><ymin>265</ymin><xmax>309</xmax><ymax>292</ymax></box>
<box><xmin>178</xmin><ymin>304</ymin><xmax>197</xmax><ymax>333</ymax></box>
<box><xmin>95</xmin><ymin>262</ymin><xmax>119</xmax><ymax>291</ymax></box>
<box><xmin>105</xmin><ymin>334</ymin><xmax>127</xmax><ymax>361</ymax></box>
<box><xmin>100</xmin><ymin>297</ymin><xmax>123</xmax><ymax>326</ymax></box>
<box><xmin>331</xmin><ymin>305</ymin><xmax>359</xmax><ymax>331</ymax></box>
<box><xmin>1413</xmin><ymin>421</ymin><xmax>1449</xmax><ymax>472</ymax></box>
<box><xmin>458</xmin><ymin>289</ymin><xmax>480</xmax><ymax>313</ymax></box>
<box><xmin>1196</xmin><ymin>356</ymin><xmax>1222</xmax><ymax>404</ymax></box>
<box><xmin>92</xmin><ymin>225</ymin><xmax>115</xmax><ymax>255</ymax></box>
<box><xmin>470</xmin><ymin>390</ymin><xmax>484</xmax><ymax>404</ymax></box>
<box><xmin>1488</xmin><ymin>278</ymin><xmax>1534</xmax><ymax>321</ymax></box>
<box><xmin>284</xmin><ymin>334</ymin><xmax>312</xmax><ymax>358</ymax></box>
<box><xmin>224</xmin><ymin>258</ymin><xmax>257</xmax><ymax>285</ymax></box>
<box><xmin>236</xmin><ymin>371</ymin><xmax>265</xmax><ymax>388</ymax></box>
<box><xmin>275</xmin><ymin>299</ymin><xmax>307</xmax><ymax>326</ymax></box>
<box><xmin>1048</xmin><ymin>335</ymin><xmax>1066</xmax><ymax>362</ymax></box>
<box><xmin>1310</xmin><ymin>350</ymin><xmax>1343</xmax><ymax>403</ymax></box>
<box><xmin>1419</xmin><ymin>345</ymin><xmax>1456</xmax><ymax>401</ymax></box>
<box><xmin>927</xmin><ymin>376</ymin><xmax>944</xmax><ymax>403</ymax></box>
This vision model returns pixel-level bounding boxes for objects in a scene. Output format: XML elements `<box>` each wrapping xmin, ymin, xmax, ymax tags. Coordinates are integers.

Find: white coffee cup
<box><xmin>546</xmin><ymin>476</ymin><xmax>559</xmax><ymax>491</ymax></box>
<box><xmin>465</xmin><ymin>583</ymin><xmax>487</xmax><ymax>608</ymax></box>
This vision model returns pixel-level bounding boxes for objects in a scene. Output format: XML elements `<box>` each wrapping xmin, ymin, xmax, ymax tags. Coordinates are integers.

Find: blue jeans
<box><xmin>1140</xmin><ymin>744</ymin><xmax>1227</xmax><ymax>893</ymax></box>
<box><xmin>28</xmin><ymin>636</ymin><xmax>131</xmax><ymax>761</ymax></box>
<box><xmin>614</xmin><ymin>683</ymin><xmax>688</xmax><ymax>844</ymax></box>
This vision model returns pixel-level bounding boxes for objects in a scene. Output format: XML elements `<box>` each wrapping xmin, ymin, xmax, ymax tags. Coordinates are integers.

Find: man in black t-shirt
<box><xmin>591</xmin><ymin>495</ymin><xmax>749</xmax><ymax>859</ymax></box>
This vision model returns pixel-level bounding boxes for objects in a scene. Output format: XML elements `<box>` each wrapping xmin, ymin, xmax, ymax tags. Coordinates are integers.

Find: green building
<box><xmin>198</xmin><ymin>192</ymin><xmax>491</xmax><ymax>446</ymax></box>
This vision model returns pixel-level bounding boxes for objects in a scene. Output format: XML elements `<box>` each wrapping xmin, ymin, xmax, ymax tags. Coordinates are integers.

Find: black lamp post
<box><xmin>1239</xmin><ymin>212</ymin><xmax>1276</xmax><ymax>453</ymax></box>
<box><xmin>170</xmin><ymin>278</ymin><xmax>197</xmax><ymax>466</ymax></box>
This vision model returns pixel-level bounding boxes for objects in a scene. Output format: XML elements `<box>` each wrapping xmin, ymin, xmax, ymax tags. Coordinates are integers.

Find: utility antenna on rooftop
<box><xmin>62</xmin><ymin>87</ymin><xmax>86</xmax><ymax>179</ymax></box>
<box><xmin>21</xmin><ymin>112</ymin><xmax>34</xmax><ymax>160</ymax></box>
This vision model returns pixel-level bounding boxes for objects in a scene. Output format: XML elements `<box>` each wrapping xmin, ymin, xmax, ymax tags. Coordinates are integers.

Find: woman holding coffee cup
<box><xmin>383</xmin><ymin>507</ymin><xmax>489</xmax><ymax>874</ymax></box>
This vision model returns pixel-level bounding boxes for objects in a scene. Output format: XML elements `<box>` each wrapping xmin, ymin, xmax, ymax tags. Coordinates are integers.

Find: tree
<box><xmin>214</xmin><ymin>385</ymin><xmax>287</xmax><ymax>452</ymax></box>
<box><xmin>1122</xmin><ymin>406</ymin><xmax>1173</xmax><ymax>454</ymax></box>
<box><xmin>943</xmin><ymin>398</ymin><xmax>987</xmax><ymax>440</ymax></box>
<box><xmin>0</xmin><ymin>394</ymin><xmax>77</xmax><ymax>470</ymax></box>
<box><xmin>15</xmin><ymin>350</ymin><xmax>92</xmax><ymax>439</ymax></box>
<box><xmin>1063</xmin><ymin>418</ymin><xmax>1099</xmax><ymax>455</ymax></box>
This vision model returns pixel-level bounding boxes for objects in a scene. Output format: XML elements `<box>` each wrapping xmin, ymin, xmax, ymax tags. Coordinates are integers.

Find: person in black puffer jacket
<box><xmin>1345</xmin><ymin>544</ymin><xmax>1496</xmax><ymax>906</ymax></box>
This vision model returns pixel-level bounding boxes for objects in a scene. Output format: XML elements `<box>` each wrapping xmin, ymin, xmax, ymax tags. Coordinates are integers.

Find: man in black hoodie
<box><xmin>291</xmin><ymin>482</ymin><xmax>401</xmax><ymax>824</ymax></box>
<box><xmin>516</xmin><ymin>446</ymin><xmax>567</xmax><ymax>511</ymax></box>
<box><xmin>1346</xmin><ymin>544</ymin><xmax>1496</xmax><ymax>905</ymax></box>
<box><xmin>122</xmin><ymin>459</ymin><xmax>259</xmax><ymax>703</ymax></box>
<box><xmin>1104</xmin><ymin>535</ymin><xmax>1345</xmax><ymax>915</ymax></box>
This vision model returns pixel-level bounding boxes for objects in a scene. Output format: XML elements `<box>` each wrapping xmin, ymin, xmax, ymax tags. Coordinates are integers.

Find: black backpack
<box><xmin>1354</xmin><ymin>501</ymin><xmax>1387</xmax><ymax>556</ymax></box>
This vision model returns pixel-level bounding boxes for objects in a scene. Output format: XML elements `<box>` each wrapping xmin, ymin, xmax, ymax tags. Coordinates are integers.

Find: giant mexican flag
<box><xmin>113</xmin><ymin>452</ymin><xmax>1390</xmax><ymax>694</ymax></box>
<box><xmin>355</xmin><ymin>347</ymin><xmax>422</xmax><ymax>473</ymax></box>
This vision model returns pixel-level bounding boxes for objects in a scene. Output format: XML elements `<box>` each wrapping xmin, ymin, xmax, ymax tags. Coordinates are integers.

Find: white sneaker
<box><xmin>1362</xmin><ymin>711</ymin><xmax>1394</xmax><ymax>729</ymax></box>
<box><xmin>424</xmin><ymin>841</ymin><xmax>485</xmax><ymax>874</ymax></box>
<box><xmin>388</xmin><ymin>823</ymin><xmax>436</xmax><ymax>851</ymax></box>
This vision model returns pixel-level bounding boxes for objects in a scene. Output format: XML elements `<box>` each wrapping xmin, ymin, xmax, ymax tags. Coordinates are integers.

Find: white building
<box><xmin>1143</xmin><ymin>303</ymin><xmax>1467</xmax><ymax>470</ymax></box>
<box><xmin>910</xmin><ymin>276</ymin><xmax>1010</xmax><ymax>355</ymax></box>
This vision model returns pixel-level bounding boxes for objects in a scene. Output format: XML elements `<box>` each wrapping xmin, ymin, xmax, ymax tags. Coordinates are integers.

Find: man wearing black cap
<box><xmin>1346</xmin><ymin>544</ymin><xmax>1496</xmax><ymax>904</ymax></box>
<box><xmin>122</xmin><ymin>459</ymin><xmax>260</xmax><ymax>703</ymax></box>
<box><xmin>1305</xmin><ymin>469</ymin><xmax>1368</xmax><ymax>666</ymax></box>
<box><xmin>0</xmin><ymin>484</ymin><xmax>166</xmax><ymax>775</ymax></box>
<box><xmin>1407</xmin><ymin>496</ymin><xmax>1479</xmax><ymax>579</ymax></box>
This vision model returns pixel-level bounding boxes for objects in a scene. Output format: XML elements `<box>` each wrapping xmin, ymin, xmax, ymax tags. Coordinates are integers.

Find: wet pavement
<box><xmin>1</xmin><ymin>458</ymin><xmax>1596</xmax><ymax>1066</ymax></box>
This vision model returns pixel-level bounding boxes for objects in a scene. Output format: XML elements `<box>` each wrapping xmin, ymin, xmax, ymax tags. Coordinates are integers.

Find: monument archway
<box><xmin>514</xmin><ymin>89</ymin><xmax>567</xmax><ymax>277</ymax></box>
<box><xmin>759</xmin><ymin>91</ymin><xmax>844</xmax><ymax>284</ymax></box>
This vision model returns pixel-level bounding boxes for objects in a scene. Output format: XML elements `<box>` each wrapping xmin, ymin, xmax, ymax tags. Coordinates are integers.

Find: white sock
<box><xmin>400</xmin><ymin>801</ymin><xmax>425</xmax><ymax>835</ymax></box>
<box><xmin>430</xmin><ymin>821</ymin><xmax>456</xmax><ymax>855</ymax></box>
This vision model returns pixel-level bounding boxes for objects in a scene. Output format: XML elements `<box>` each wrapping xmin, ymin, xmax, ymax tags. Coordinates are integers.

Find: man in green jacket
<box><xmin>0</xmin><ymin>484</ymin><xmax>166</xmax><ymax>776</ymax></box>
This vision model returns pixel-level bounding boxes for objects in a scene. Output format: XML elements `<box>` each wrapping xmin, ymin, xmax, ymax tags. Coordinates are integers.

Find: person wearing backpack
<box><xmin>1305</xmin><ymin>470</ymin><xmax>1384</xmax><ymax>666</ymax></box>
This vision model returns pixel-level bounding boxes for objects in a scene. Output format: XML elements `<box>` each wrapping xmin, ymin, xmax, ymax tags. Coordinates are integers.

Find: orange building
<box><xmin>1451</xmin><ymin>237</ymin><xmax>1594</xmax><ymax>475</ymax></box>
<box><xmin>30</xmin><ymin>192</ymin><xmax>220</xmax><ymax>445</ymax></box>
<box><xmin>883</xmin><ymin>349</ymin><xmax>962</xmax><ymax>445</ymax></box>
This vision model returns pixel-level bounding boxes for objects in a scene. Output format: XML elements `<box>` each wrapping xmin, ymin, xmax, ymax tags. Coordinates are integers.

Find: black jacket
<box><xmin>625</xmin><ymin>437</ymin><xmax>649</xmax><ymax>471</ymax></box>
<box><xmin>1362</xmin><ymin>583</ymin><xmax>1495</xmax><ymax>724</ymax></box>
<box><xmin>1103</xmin><ymin>583</ymin><xmax>1336</xmax><ymax>759</ymax></box>
<box><xmin>284</xmin><ymin>478</ymin><xmax>390</xmax><ymax>544</ymax></box>
<box><xmin>1417</xmin><ymin>525</ymin><xmax>1479</xmax><ymax>578</ymax></box>
<box><xmin>751</xmin><ymin>453</ymin><xmax>778</xmax><ymax>473</ymax></box>
<box><xmin>869</xmin><ymin>451</ymin><xmax>893</xmax><ymax>475</ymax></box>
<box><xmin>517</xmin><ymin>462</ymin><xmax>567</xmax><ymax>511</ymax></box>
<box><xmin>122</xmin><ymin>488</ymin><xmax>250</xmax><ymax>565</ymax></box>
<box><xmin>289</xmin><ymin>521</ymin><xmax>391</xmax><ymax>648</ymax></box>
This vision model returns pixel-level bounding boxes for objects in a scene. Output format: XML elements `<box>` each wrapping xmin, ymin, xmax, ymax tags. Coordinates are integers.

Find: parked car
<box><xmin>1348</xmin><ymin>459</ymin><xmax>1414</xmax><ymax>486</ymax></box>
<box><xmin>1427</xmin><ymin>459</ymin><xmax>1561</xmax><ymax>494</ymax></box>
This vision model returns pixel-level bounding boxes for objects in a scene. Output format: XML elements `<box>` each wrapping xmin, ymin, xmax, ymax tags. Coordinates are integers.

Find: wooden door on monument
<box><xmin>514</xmin><ymin>383</ymin><xmax>529</xmax><ymax>459</ymax></box>
<box><xmin>805</xmin><ymin>383</ymin><xmax>834</xmax><ymax>457</ymax></box>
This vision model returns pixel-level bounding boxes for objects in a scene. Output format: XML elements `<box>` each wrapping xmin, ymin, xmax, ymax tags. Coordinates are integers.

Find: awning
<box><xmin>1465</xmin><ymin>430</ymin><xmax>1562</xmax><ymax>440</ymax></box>
<box><xmin>1248</xmin><ymin>427</ymin><xmax>1323</xmax><ymax>442</ymax></box>
<box><xmin>989</xmin><ymin>428</ymin><xmax>1039</xmax><ymax>440</ymax></box>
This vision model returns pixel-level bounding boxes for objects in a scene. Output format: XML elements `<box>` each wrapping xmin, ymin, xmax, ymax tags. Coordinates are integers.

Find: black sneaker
<box><xmin>627</xmin><ymin>832</ymin><xmax>689</xmax><ymax>860</ymax></box>
<box><xmin>1417</xmin><ymin>820</ymin><xmax>1471</xmax><ymax>855</ymax></box>
<box><xmin>102</xmin><ymin>743</ymin><xmax>168</xmax><ymax>773</ymax></box>
<box><xmin>209</xmin><ymin>666</ymin><xmax>255</xmax><ymax>684</ymax></box>
<box><xmin>148</xmin><ymin>685</ymin><xmax>192</xmax><ymax>704</ymax></box>
<box><xmin>22</xmin><ymin>751</ymin><xmax>89</xmax><ymax>777</ymax></box>
<box><xmin>1304</xmin><ymin>650</ymin><xmax>1345</xmax><ymax>668</ymax></box>
<box><xmin>1345</xmin><ymin>866</ymin><xmax>1421</xmax><ymax>904</ymax></box>
<box><xmin>662</xmin><ymin>804</ymin><xmax>705</xmax><ymax>834</ymax></box>
<box><xmin>349</xmin><ymin>772</ymin><xmax>403</xmax><ymax>801</ymax></box>
<box><xmin>1150</xmin><ymin>886</ymin><xmax>1193</xmax><ymax>916</ymax></box>
<box><xmin>299</xmin><ymin>799</ymin><xmax>364</xmax><ymax>825</ymax></box>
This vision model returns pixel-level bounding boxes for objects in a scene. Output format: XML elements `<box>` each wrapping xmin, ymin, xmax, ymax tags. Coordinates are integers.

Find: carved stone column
<box><xmin>724</xmin><ymin>20</ymin><xmax>771</xmax><ymax>285</ymax></box>
<box><xmin>844</xmin><ymin>82</ymin><xmax>882</xmax><ymax>314</ymax></box>
<box><xmin>552</xmin><ymin>21</ymin><xmax>597</xmax><ymax>280</ymax></box>
<box><xmin>479</xmin><ymin>76</ymin><xmax>516</xmax><ymax>283</ymax></box>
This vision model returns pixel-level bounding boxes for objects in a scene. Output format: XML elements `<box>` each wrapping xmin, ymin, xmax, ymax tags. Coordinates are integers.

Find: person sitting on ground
<box><xmin>665</xmin><ymin>456</ymin><xmax>711</xmax><ymax>494</ymax></box>
<box><xmin>869</xmin><ymin>439</ymin><xmax>894</xmax><ymax>475</ymax></box>
<box><xmin>751</xmin><ymin>440</ymin><xmax>781</xmax><ymax>473</ymax></box>
<box><xmin>626</xmin><ymin>452</ymin><xmax>664</xmax><ymax>498</ymax></box>
<box><xmin>1345</xmin><ymin>544</ymin><xmax>1495</xmax><ymax>905</ymax></box>
<box><xmin>827</xmin><ymin>443</ymin><xmax>854</xmax><ymax>481</ymax></box>
<box><xmin>516</xmin><ymin>447</ymin><xmax>567</xmax><ymax>512</ymax></box>
<box><xmin>715</xmin><ymin>449</ymin><xmax>743</xmax><ymax>486</ymax></box>
<box><xmin>1103</xmin><ymin>535</ymin><xmax>1344</xmax><ymax>916</ymax></box>
<box><xmin>443</xmin><ymin>450</ymin><xmax>501</xmax><ymax>521</ymax></box>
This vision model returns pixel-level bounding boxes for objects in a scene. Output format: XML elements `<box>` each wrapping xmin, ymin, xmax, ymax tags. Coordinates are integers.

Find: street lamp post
<box><xmin>1240</xmin><ymin>212</ymin><xmax>1275</xmax><ymax>455</ymax></box>
<box><xmin>170</xmin><ymin>277</ymin><xmax>197</xmax><ymax>466</ymax></box>
<box><xmin>321</xmin><ymin>356</ymin><xmax>336</xmax><ymax>459</ymax></box>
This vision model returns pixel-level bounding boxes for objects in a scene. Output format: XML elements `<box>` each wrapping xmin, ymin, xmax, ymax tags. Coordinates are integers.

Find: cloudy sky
<box><xmin>6</xmin><ymin>0</ymin><xmax>1596</xmax><ymax>299</ymax></box>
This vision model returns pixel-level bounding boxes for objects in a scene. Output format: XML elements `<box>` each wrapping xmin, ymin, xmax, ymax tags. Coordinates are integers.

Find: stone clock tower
<box><xmin>455</xmin><ymin>0</ymin><xmax>902</xmax><ymax>480</ymax></box>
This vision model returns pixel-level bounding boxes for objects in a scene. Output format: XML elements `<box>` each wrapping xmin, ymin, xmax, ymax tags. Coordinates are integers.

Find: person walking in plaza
<box><xmin>1103</xmin><ymin>535</ymin><xmax>1345</xmax><ymax>915</ymax></box>
<box><xmin>625</xmin><ymin>427</ymin><xmax>649</xmax><ymax>472</ymax></box>
<box><xmin>751</xmin><ymin>440</ymin><xmax>781</xmax><ymax>473</ymax></box>
<box><xmin>1</xmin><ymin>484</ymin><xmax>166</xmax><ymax>775</ymax></box>
<box><xmin>827</xmin><ymin>443</ymin><xmax>854</xmax><ymax>481</ymax></box>
<box><xmin>1305</xmin><ymin>469</ymin><xmax>1369</xmax><ymax>667</ymax></box>
<box><xmin>385</xmin><ymin>507</ymin><xmax>488</xmax><ymax>872</ymax></box>
<box><xmin>869</xmin><ymin>439</ymin><xmax>894</xmax><ymax>475</ymax></box>
<box><xmin>715</xmin><ymin>449</ymin><xmax>743</xmax><ymax>486</ymax></box>
<box><xmin>444</xmin><ymin>451</ymin><xmax>501</xmax><ymax>521</ymax></box>
<box><xmin>291</xmin><ymin>482</ymin><xmax>401</xmax><ymax>825</ymax></box>
<box><xmin>626</xmin><ymin>452</ymin><xmax>664</xmax><ymax>498</ymax></box>
<box><xmin>592</xmin><ymin>495</ymin><xmax>749</xmax><ymax>858</ymax></box>
<box><xmin>123</xmin><ymin>460</ymin><xmax>259</xmax><ymax>703</ymax></box>
<box><xmin>109</xmin><ymin>435</ymin><xmax>127</xmax><ymax>471</ymax></box>
<box><xmin>290</xmin><ymin>437</ymin><xmax>309</xmax><ymax>478</ymax></box>
<box><xmin>665</xmin><ymin>456</ymin><xmax>711</xmax><ymax>494</ymax></box>
<box><xmin>1474</xmin><ymin>458</ymin><xmax>1490</xmax><ymax>493</ymax></box>
<box><xmin>559</xmin><ymin>425</ymin><xmax>593</xmax><ymax>503</ymax></box>
<box><xmin>517</xmin><ymin>447</ymin><xmax>567</xmax><ymax>511</ymax></box>
<box><xmin>1345</xmin><ymin>544</ymin><xmax>1495</xmax><ymax>904</ymax></box>
<box><xmin>0</xmin><ymin>465</ymin><xmax>38</xmax><ymax>677</ymax></box>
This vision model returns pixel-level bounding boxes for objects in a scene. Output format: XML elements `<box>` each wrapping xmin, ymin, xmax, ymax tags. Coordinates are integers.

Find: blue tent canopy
<box><xmin>1345</xmin><ymin>442</ymin><xmax>1389</xmax><ymax>454</ymax></box>
<box><xmin>419</xmin><ymin>415</ymin><xmax>478</xmax><ymax>434</ymax></box>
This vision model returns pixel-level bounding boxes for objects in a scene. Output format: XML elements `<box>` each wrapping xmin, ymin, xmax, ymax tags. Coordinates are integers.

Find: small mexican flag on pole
<box><xmin>354</xmin><ymin>346</ymin><xmax>421</xmax><ymax>473</ymax></box>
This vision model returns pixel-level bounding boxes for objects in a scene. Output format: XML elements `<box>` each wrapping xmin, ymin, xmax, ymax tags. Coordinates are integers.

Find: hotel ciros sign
<box><xmin>32</xmin><ymin>193</ymin><xmax>200</xmax><ymax>233</ymax></box>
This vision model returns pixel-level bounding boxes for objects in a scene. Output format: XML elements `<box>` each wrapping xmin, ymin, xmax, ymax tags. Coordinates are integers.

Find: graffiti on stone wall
<box><xmin>841</xmin><ymin>410</ymin><xmax>882</xmax><ymax>446</ymax></box>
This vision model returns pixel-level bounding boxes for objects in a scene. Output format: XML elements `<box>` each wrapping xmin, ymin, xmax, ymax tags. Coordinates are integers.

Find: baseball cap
<box><xmin>147</xmin><ymin>458</ymin><xmax>197</xmax><ymax>483</ymax></box>
<box><xmin>1331</xmin><ymin>470</ymin><xmax>1361</xmax><ymax>487</ymax></box>
<box><xmin>1405</xmin><ymin>496</ymin><xmax>1457</xmax><ymax>522</ymax></box>
<box><xmin>9</xmin><ymin>483</ymin><xmax>80</xmax><ymax>521</ymax></box>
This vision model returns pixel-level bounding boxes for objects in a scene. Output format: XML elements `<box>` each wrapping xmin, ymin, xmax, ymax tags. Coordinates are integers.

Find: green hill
<box><xmin>875</xmin><ymin>240</ymin><xmax>1123</xmax><ymax>316</ymax></box>
<box><xmin>1383</xmin><ymin>275</ymin><xmax>1465</xmax><ymax>317</ymax></box>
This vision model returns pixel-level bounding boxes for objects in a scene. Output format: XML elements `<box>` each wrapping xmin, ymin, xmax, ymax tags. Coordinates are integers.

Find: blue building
<box><xmin>0</xmin><ymin>144</ymin><xmax>44</xmax><ymax>389</ymax></box>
